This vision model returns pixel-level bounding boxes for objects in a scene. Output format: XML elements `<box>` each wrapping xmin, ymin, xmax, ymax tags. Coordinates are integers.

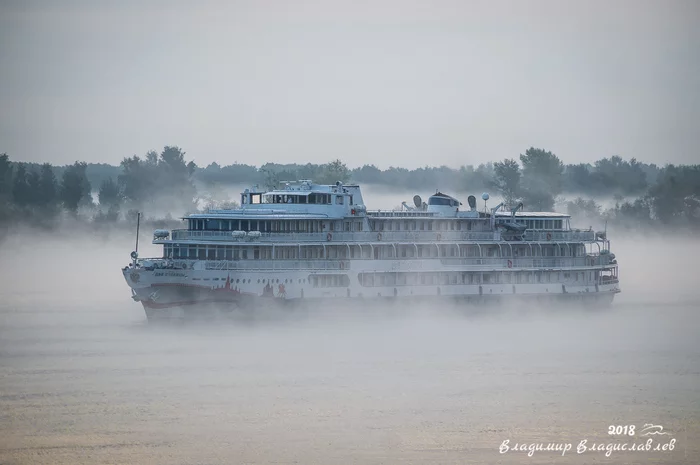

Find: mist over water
<box><xmin>1</xmin><ymin>229</ymin><xmax>699</xmax><ymax>464</ymax></box>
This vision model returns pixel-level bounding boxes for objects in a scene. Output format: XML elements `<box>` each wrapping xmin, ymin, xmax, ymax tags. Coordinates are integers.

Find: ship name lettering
<box><xmin>154</xmin><ymin>271</ymin><xmax>186</xmax><ymax>277</ymax></box>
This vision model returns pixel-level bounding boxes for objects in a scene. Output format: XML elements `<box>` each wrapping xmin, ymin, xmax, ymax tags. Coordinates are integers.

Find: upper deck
<box><xmin>154</xmin><ymin>180</ymin><xmax>603</xmax><ymax>245</ymax></box>
<box><xmin>190</xmin><ymin>180</ymin><xmax>366</xmax><ymax>220</ymax></box>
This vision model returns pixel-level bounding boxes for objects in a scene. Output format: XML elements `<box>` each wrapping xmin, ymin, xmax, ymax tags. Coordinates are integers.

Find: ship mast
<box><xmin>131</xmin><ymin>212</ymin><xmax>141</xmax><ymax>265</ymax></box>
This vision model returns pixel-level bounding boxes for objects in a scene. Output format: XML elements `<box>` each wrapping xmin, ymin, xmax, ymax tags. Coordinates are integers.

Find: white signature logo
<box><xmin>499</xmin><ymin>424</ymin><xmax>676</xmax><ymax>458</ymax></box>
<box><xmin>639</xmin><ymin>424</ymin><xmax>671</xmax><ymax>436</ymax></box>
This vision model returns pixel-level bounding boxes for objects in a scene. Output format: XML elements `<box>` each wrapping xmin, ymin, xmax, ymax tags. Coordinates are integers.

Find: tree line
<box><xmin>1</xmin><ymin>147</ymin><xmax>699</xmax><ymax>232</ymax></box>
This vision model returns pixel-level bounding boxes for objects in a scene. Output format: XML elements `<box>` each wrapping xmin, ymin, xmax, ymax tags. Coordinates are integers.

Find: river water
<box><xmin>1</xmin><ymin>231</ymin><xmax>698</xmax><ymax>464</ymax></box>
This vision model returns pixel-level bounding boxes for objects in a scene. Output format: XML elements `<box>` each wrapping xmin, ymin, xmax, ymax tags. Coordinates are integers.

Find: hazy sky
<box><xmin>1</xmin><ymin>0</ymin><xmax>698</xmax><ymax>169</ymax></box>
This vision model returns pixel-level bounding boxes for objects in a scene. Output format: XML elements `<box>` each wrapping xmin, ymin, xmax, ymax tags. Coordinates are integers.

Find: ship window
<box><xmin>336</xmin><ymin>195</ymin><xmax>343</xmax><ymax>205</ymax></box>
<box><xmin>429</xmin><ymin>197</ymin><xmax>452</xmax><ymax>206</ymax></box>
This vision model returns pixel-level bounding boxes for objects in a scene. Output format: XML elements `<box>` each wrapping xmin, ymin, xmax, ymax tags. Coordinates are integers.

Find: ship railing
<box><xmin>133</xmin><ymin>259</ymin><xmax>192</xmax><ymax>270</ymax></box>
<box><xmin>523</xmin><ymin>230</ymin><xmax>596</xmax><ymax>241</ymax></box>
<box><xmin>169</xmin><ymin>228</ymin><xmax>598</xmax><ymax>243</ymax></box>
<box><xmin>203</xmin><ymin>259</ymin><xmax>351</xmax><ymax>271</ymax></box>
<box><xmin>439</xmin><ymin>257</ymin><xmax>591</xmax><ymax>268</ymax></box>
<box><xmin>134</xmin><ymin>257</ymin><xmax>606</xmax><ymax>272</ymax></box>
<box><xmin>169</xmin><ymin>230</ymin><xmax>501</xmax><ymax>242</ymax></box>
<box><xmin>585</xmin><ymin>253</ymin><xmax>616</xmax><ymax>266</ymax></box>
<box><xmin>133</xmin><ymin>258</ymin><xmax>351</xmax><ymax>271</ymax></box>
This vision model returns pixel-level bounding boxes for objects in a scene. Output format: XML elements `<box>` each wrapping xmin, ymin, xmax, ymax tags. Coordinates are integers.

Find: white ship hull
<box><xmin>123</xmin><ymin>263</ymin><xmax>620</xmax><ymax>321</ymax></box>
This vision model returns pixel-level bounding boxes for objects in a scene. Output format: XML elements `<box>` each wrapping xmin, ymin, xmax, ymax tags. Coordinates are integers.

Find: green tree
<box><xmin>317</xmin><ymin>159</ymin><xmax>351</xmax><ymax>184</ymax></box>
<box><xmin>492</xmin><ymin>158</ymin><xmax>521</xmax><ymax>205</ymax></box>
<box><xmin>0</xmin><ymin>153</ymin><xmax>12</xmax><ymax>198</ymax></box>
<box><xmin>0</xmin><ymin>154</ymin><xmax>13</xmax><ymax>223</ymax></box>
<box><xmin>591</xmin><ymin>156</ymin><xmax>648</xmax><ymax>195</ymax></box>
<box><xmin>519</xmin><ymin>148</ymin><xmax>563</xmax><ymax>210</ymax></box>
<box><xmin>26</xmin><ymin>168</ymin><xmax>41</xmax><ymax>206</ymax></box>
<box><xmin>38</xmin><ymin>163</ymin><xmax>58</xmax><ymax>207</ymax></box>
<box><xmin>12</xmin><ymin>163</ymin><xmax>30</xmax><ymax>206</ymax></box>
<box><xmin>98</xmin><ymin>177</ymin><xmax>121</xmax><ymax>207</ymax></box>
<box><xmin>60</xmin><ymin>162</ymin><xmax>92</xmax><ymax>212</ymax></box>
<box><xmin>648</xmin><ymin>165</ymin><xmax>700</xmax><ymax>224</ymax></box>
<box><xmin>566</xmin><ymin>197</ymin><xmax>601</xmax><ymax>222</ymax></box>
<box><xmin>563</xmin><ymin>163</ymin><xmax>592</xmax><ymax>193</ymax></box>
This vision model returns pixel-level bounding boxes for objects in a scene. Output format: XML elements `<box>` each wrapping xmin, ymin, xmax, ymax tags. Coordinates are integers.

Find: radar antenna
<box><xmin>481</xmin><ymin>193</ymin><xmax>490</xmax><ymax>212</ymax></box>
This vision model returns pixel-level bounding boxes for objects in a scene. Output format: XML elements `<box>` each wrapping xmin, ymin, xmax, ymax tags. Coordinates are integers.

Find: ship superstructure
<box><xmin>122</xmin><ymin>180</ymin><xmax>620</xmax><ymax>320</ymax></box>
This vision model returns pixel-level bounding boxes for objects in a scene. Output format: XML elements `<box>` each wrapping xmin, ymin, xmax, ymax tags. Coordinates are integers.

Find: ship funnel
<box><xmin>467</xmin><ymin>195</ymin><xmax>476</xmax><ymax>211</ymax></box>
<box><xmin>413</xmin><ymin>195</ymin><xmax>422</xmax><ymax>208</ymax></box>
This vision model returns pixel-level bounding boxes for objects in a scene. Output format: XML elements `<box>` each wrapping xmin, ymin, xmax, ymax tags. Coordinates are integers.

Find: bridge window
<box><xmin>429</xmin><ymin>197</ymin><xmax>452</xmax><ymax>206</ymax></box>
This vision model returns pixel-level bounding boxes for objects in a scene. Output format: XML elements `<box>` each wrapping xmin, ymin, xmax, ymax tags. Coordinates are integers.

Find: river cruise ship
<box><xmin>122</xmin><ymin>180</ymin><xmax>620</xmax><ymax>320</ymax></box>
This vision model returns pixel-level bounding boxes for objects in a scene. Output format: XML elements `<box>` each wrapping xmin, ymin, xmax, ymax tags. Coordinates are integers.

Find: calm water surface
<box><xmin>0</xmin><ymin>233</ymin><xmax>698</xmax><ymax>464</ymax></box>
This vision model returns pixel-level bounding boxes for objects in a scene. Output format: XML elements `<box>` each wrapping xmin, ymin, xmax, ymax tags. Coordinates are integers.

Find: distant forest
<box><xmin>1</xmin><ymin>146</ymin><xmax>699</xmax><ymax>233</ymax></box>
